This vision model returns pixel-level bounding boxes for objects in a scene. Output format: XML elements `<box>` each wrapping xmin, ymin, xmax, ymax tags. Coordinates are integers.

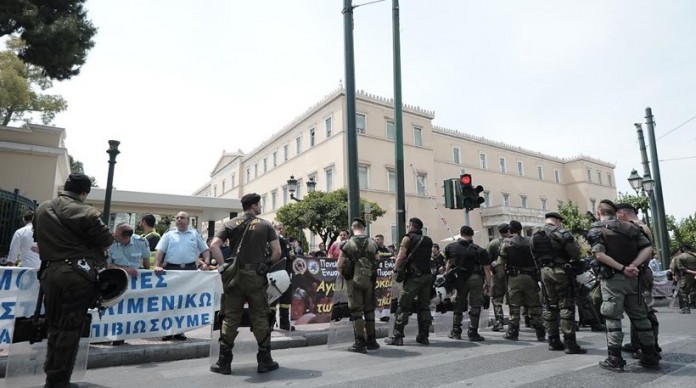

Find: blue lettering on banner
<box><xmin>129</xmin><ymin>272</ymin><xmax>168</xmax><ymax>290</ymax></box>
<box><xmin>147</xmin><ymin>296</ymin><xmax>159</xmax><ymax>311</ymax></box>
<box><xmin>90</xmin><ymin>314</ymin><xmax>212</xmax><ymax>339</ymax></box>
<box><xmin>161</xmin><ymin>317</ymin><xmax>172</xmax><ymax>331</ymax></box>
<box><xmin>1</xmin><ymin>301</ymin><xmax>15</xmax><ymax>320</ymax></box>
<box><xmin>0</xmin><ymin>270</ymin><xmax>11</xmax><ymax>290</ymax></box>
<box><xmin>1</xmin><ymin>329</ymin><xmax>10</xmax><ymax>344</ymax></box>
<box><xmin>128</xmin><ymin>298</ymin><xmax>143</xmax><ymax>314</ymax></box>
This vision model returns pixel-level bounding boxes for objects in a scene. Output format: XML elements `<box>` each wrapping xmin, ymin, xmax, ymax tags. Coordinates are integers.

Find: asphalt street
<box><xmin>24</xmin><ymin>306</ymin><xmax>696</xmax><ymax>388</ymax></box>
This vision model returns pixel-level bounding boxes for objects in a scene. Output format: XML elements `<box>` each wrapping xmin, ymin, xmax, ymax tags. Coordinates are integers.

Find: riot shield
<box><xmin>327</xmin><ymin>275</ymin><xmax>354</xmax><ymax>350</ymax></box>
<box><xmin>5</xmin><ymin>270</ymin><xmax>89</xmax><ymax>387</ymax></box>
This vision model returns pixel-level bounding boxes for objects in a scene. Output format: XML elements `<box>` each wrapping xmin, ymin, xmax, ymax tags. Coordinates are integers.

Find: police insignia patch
<box><xmin>77</xmin><ymin>259</ymin><xmax>91</xmax><ymax>272</ymax></box>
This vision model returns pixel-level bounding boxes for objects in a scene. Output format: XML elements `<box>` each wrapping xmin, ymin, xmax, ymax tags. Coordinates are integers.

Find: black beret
<box><xmin>240</xmin><ymin>193</ymin><xmax>261</xmax><ymax>206</ymax></box>
<box><xmin>460</xmin><ymin>225</ymin><xmax>474</xmax><ymax>236</ymax></box>
<box><xmin>509</xmin><ymin>220</ymin><xmax>522</xmax><ymax>232</ymax></box>
<box><xmin>545</xmin><ymin>212</ymin><xmax>564</xmax><ymax>221</ymax></box>
<box><xmin>497</xmin><ymin>223</ymin><xmax>510</xmax><ymax>232</ymax></box>
<box><xmin>615</xmin><ymin>203</ymin><xmax>636</xmax><ymax>213</ymax></box>
<box><xmin>409</xmin><ymin>217</ymin><xmax>424</xmax><ymax>229</ymax></box>
<box><xmin>352</xmin><ymin>217</ymin><xmax>366</xmax><ymax>228</ymax></box>
<box><xmin>599</xmin><ymin>199</ymin><xmax>617</xmax><ymax>211</ymax></box>
<box><xmin>64</xmin><ymin>173</ymin><xmax>92</xmax><ymax>194</ymax></box>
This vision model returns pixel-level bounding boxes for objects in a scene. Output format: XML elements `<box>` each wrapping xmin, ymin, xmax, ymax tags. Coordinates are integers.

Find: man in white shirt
<box><xmin>7</xmin><ymin>211</ymin><xmax>40</xmax><ymax>268</ymax></box>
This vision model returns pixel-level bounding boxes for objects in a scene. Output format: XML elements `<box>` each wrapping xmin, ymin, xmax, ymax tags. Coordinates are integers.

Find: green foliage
<box><xmin>668</xmin><ymin>213</ymin><xmax>696</xmax><ymax>254</ymax></box>
<box><xmin>0</xmin><ymin>0</ymin><xmax>97</xmax><ymax>80</ymax></box>
<box><xmin>557</xmin><ymin>201</ymin><xmax>594</xmax><ymax>237</ymax></box>
<box><xmin>69</xmin><ymin>155</ymin><xmax>98</xmax><ymax>187</ymax></box>
<box><xmin>616</xmin><ymin>192</ymin><xmax>650</xmax><ymax>218</ymax></box>
<box><xmin>0</xmin><ymin>38</ymin><xmax>68</xmax><ymax>125</ymax></box>
<box><xmin>156</xmin><ymin>215</ymin><xmax>175</xmax><ymax>236</ymax></box>
<box><xmin>274</xmin><ymin>188</ymin><xmax>386</xmax><ymax>248</ymax></box>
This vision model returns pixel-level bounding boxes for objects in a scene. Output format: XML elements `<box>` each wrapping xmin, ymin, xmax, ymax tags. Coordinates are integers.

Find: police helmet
<box><xmin>266</xmin><ymin>270</ymin><xmax>291</xmax><ymax>304</ymax></box>
<box><xmin>98</xmin><ymin>268</ymin><xmax>129</xmax><ymax>308</ymax></box>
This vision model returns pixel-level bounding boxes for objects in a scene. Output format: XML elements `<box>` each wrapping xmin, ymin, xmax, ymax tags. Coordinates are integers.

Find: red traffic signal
<box><xmin>460</xmin><ymin>174</ymin><xmax>472</xmax><ymax>187</ymax></box>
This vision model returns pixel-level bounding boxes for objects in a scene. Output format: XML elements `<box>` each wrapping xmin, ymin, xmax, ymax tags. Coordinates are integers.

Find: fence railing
<box><xmin>0</xmin><ymin>188</ymin><xmax>38</xmax><ymax>258</ymax></box>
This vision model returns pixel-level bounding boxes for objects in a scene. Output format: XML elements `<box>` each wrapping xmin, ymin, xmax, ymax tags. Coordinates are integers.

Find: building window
<box><xmin>541</xmin><ymin>198</ymin><xmax>548</xmax><ymax>210</ymax></box>
<box><xmin>296</xmin><ymin>136</ymin><xmax>302</xmax><ymax>154</ymax></box>
<box><xmin>272</xmin><ymin>151</ymin><xmax>277</xmax><ymax>167</ymax></box>
<box><xmin>453</xmin><ymin>147</ymin><xmax>461</xmax><ymax>164</ymax></box>
<box><xmin>309</xmin><ymin>128</ymin><xmax>316</xmax><ymax>147</ymax></box>
<box><xmin>359</xmin><ymin>165</ymin><xmax>369</xmax><ymax>189</ymax></box>
<box><xmin>221</xmin><ymin>180</ymin><xmax>226</xmax><ymax>193</ymax></box>
<box><xmin>261</xmin><ymin>194</ymin><xmax>267</xmax><ymax>211</ymax></box>
<box><xmin>517</xmin><ymin>161</ymin><xmax>524</xmax><ymax>176</ymax></box>
<box><xmin>487</xmin><ymin>227</ymin><xmax>495</xmax><ymax>242</ymax></box>
<box><xmin>263</xmin><ymin>157</ymin><xmax>267</xmax><ymax>173</ymax></box>
<box><xmin>520</xmin><ymin>195</ymin><xmax>528</xmax><ymax>208</ymax></box>
<box><xmin>537</xmin><ymin>166</ymin><xmax>544</xmax><ymax>180</ymax></box>
<box><xmin>413</xmin><ymin>127</ymin><xmax>423</xmax><ymax>146</ymax></box>
<box><xmin>325</xmin><ymin>168</ymin><xmax>334</xmax><ymax>192</ymax></box>
<box><xmin>502</xmin><ymin>193</ymin><xmax>510</xmax><ymax>206</ymax></box>
<box><xmin>499</xmin><ymin>157</ymin><xmax>507</xmax><ymax>174</ymax></box>
<box><xmin>325</xmin><ymin>117</ymin><xmax>333</xmax><ymax>137</ymax></box>
<box><xmin>356</xmin><ymin>113</ymin><xmax>366</xmax><ymax>134</ymax></box>
<box><xmin>483</xmin><ymin>191</ymin><xmax>490</xmax><ymax>207</ymax></box>
<box><xmin>295</xmin><ymin>179</ymin><xmax>302</xmax><ymax>200</ymax></box>
<box><xmin>390</xmin><ymin>225</ymin><xmax>397</xmax><ymax>246</ymax></box>
<box><xmin>213</xmin><ymin>185</ymin><xmax>217</xmax><ymax>197</ymax></box>
<box><xmin>554</xmin><ymin>169</ymin><xmax>560</xmax><ymax>183</ymax></box>
<box><xmin>231</xmin><ymin>174</ymin><xmax>235</xmax><ymax>188</ymax></box>
<box><xmin>387</xmin><ymin>170</ymin><xmax>396</xmax><ymax>192</ymax></box>
<box><xmin>590</xmin><ymin>199</ymin><xmax>596</xmax><ymax>212</ymax></box>
<box><xmin>283</xmin><ymin>186</ymin><xmax>288</xmax><ymax>205</ymax></box>
<box><xmin>416</xmin><ymin>173</ymin><xmax>427</xmax><ymax>196</ymax></box>
<box><xmin>283</xmin><ymin>144</ymin><xmax>289</xmax><ymax>161</ymax></box>
<box><xmin>422</xmin><ymin>226</ymin><xmax>429</xmax><ymax>236</ymax></box>
<box><xmin>386</xmin><ymin>120</ymin><xmax>395</xmax><ymax>141</ymax></box>
<box><xmin>587</xmin><ymin>168</ymin><xmax>592</xmax><ymax>182</ymax></box>
<box><xmin>607</xmin><ymin>174</ymin><xmax>613</xmax><ymax>187</ymax></box>
<box><xmin>271</xmin><ymin>190</ymin><xmax>277</xmax><ymax>211</ymax></box>
<box><xmin>254</xmin><ymin>163</ymin><xmax>258</xmax><ymax>178</ymax></box>
<box><xmin>246</xmin><ymin>168</ymin><xmax>250</xmax><ymax>182</ymax></box>
<box><xmin>479</xmin><ymin>153</ymin><xmax>487</xmax><ymax>169</ymax></box>
<box><xmin>597</xmin><ymin>170</ymin><xmax>603</xmax><ymax>185</ymax></box>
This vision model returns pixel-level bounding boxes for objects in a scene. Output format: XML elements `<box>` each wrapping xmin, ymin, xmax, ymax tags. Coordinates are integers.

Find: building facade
<box><xmin>197</xmin><ymin>88</ymin><xmax>616</xmax><ymax>247</ymax></box>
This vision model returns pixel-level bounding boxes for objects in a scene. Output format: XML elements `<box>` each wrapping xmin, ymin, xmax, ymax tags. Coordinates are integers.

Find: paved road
<box><xmin>35</xmin><ymin>306</ymin><xmax>696</xmax><ymax>388</ymax></box>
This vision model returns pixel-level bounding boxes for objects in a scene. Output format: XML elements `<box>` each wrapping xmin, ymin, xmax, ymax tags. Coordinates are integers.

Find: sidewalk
<box><xmin>0</xmin><ymin>297</ymin><xmax>676</xmax><ymax>376</ymax></box>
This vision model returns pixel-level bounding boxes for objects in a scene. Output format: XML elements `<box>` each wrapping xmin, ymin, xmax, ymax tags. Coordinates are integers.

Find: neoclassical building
<box><xmin>196</xmin><ymin>87</ymin><xmax>616</xmax><ymax>247</ymax></box>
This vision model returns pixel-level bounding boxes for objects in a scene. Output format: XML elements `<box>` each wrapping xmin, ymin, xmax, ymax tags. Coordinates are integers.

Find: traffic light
<box><xmin>460</xmin><ymin>174</ymin><xmax>485</xmax><ymax>210</ymax></box>
<box><xmin>443</xmin><ymin>178</ymin><xmax>464</xmax><ymax>209</ymax></box>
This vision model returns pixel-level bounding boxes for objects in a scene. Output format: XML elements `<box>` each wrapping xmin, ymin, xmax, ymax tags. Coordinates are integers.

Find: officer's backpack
<box><xmin>352</xmin><ymin>239</ymin><xmax>374</xmax><ymax>289</ymax></box>
<box><xmin>531</xmin><ymin>229</ymin><xmax>554</xmax><ymax>258</ymax></box>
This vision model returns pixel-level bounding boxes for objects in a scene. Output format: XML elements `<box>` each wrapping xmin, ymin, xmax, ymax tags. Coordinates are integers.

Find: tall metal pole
<box><xmin>635</xmin><ymin>124</ymin><xmax>660</xmax><ymax>254</ymax></box>
<box><xmin>102</xmin><ymin>140</ymin><xmax>120</xmax><ymax>227</ymax></box>
<box><xmin>645</xmin><ymin>108</ymin><xmax>670</xmax><ymax>267</ymax></box>
<box><xmin>392</xmin><ymin>0</ymin><xmax>406</xmax><ymax>240</ymax></box>
<box><xmin>343</xmin><ymin>0</ymin><xmax>360</xmax><ymax>225</ymax></box>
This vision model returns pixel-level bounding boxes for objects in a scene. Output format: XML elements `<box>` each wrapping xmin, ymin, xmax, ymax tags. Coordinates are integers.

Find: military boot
<box><xmin>524</xmin><ymin>315</ymin><xmax>532</xmax><ymax>328</ymax></box>
<box><xmin>257</xmin><ymin>349</ymin><xmax>279</xmax><ymax>373</ymax></box>
<box><xmin>548</xmin><ymin>335</ymin><xmax>564</xmax><ymax>351</ymax></box>
<box><xmin>680</xmin><ymin>296</ymin><xmax>691</xmax><ymax>314</ymax></box>
<box><xmin>279</xmin><ymin>307</ymin><xmax>295</xmax><ymax>331</ymax></box>
<box><xmin>504</xmin><ymin>326</ymin><xmax>519</xmax><ymax>341</ymax></box>
<box><xmin>385</xmin><ymin>326</ymin><xmax>404</xmax><ymax>346</ymax></box>
<box><xmin>491</xmin><ymin>318</ymin><xmax>505</xmax><ymax>332</ymax></box>
<box><xmin>351</xmin><ymin>336</ymin><xmax>367</xmax><ymax>354</ymax></box>
<box><xmin>415</xmin><ymin>325</ymin><xmax>430</xmax><ymax>345</ymax></box>
<box><xmin>535</xmin><ymin>326</ymin><xmax>546</xmax><ymax>342</ymax></box>
<box><xmin>639</xmin><ymin>345</ymin><xmax>660</xmax><ymax>370</ymax></box>
<box><xmin>449</xmin><ymin>313</ymin><xmax>463</xmax><ymax>339</ymax></box>
<box><xmin>366</xmin><ymin>335</ymin><xmax>380</xmax><ymax>350</ymax></box>
<box><xmin>599</xmin><ymin>346</ymin><xmax>626</xmax><ymax>372</ymax></box>
<box><xmin>563</xmin><ymin>334</ymin><xmax>587</xmax><ymax>354</ymax></box>
<box><xmin>467</xmin><ymin>328</ymin><xmax>485</xmax><ymax>342</ymax></box>
<box><xmin>621</xmin><ymin>343</ymin><xmax>639</xmax><ymax>353</ymax></box>
<box><xmin>210</xmin><ymin>348</ymin><xmax>233</xmax><ymax>375</ymax></box>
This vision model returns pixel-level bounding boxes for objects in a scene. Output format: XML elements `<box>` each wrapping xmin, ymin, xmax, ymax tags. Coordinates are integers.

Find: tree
<box><xmin>0</xmin><ymin>38</ymin><xmax>68</xmax><ymax>125</ymax></box>
<box><xmin>0</xmin><ymin>0</ymin><xmax>97</xmax><ymax>80</ymax></box>
<box><xmin>274</xmin><ymin>188</ymin><xmax>386</xmax><ymax>249</ymax></box>
<box><xmin>616</xmin><ymin>191</ymin><xmax>651</xmax><ymax>222</ymax></box>
<box><xmin>69</xmin><ymin>154</ymin><xmax>97</xmax><ymax>186</ymax></box>
<box><xmin>668</xmin><ymin>213</ymin><xmax>696</xmax><ymax>254</ymax></box>
<box><xmin>557</xmin><ymin>201</ymin><xmax>593</xmax><ymax>237</ymax></box>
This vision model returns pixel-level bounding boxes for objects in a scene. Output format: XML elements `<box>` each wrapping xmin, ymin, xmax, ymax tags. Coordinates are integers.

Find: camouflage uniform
<box><xmin>499</xmin><ymin>233</ymin><xmax>544</xmax><ymax>341</ymax></box>
<box><xmin>530</xmin><ymin>223</ymin><xmax>585</xmax><ymax>353</ymax></box>
<box><xmin>34</xmin><ymin>185</ymin><xmax>114</xmax><ymax>388</ymax></box>
<box><xmin>674</xmin><ymin>248</ymin><xmax>696</xmax><ymax>313</ymax></box>
<box><xmin>485</xmin><ymin>237</ymin><xmax>507</xmax><ymax>331</ymax></box>
<box><xmin>341</xmin><ymin>235</ymin><xmax>379</xmax><ymax>352</ymax></box>
<box><xmin>214</xmin><ymin>214</ymin><xmax>278</xmax><ymax>373</ymax></box>
<box><xmin>588</xmin><ymin>216</ymin><xmax>657</xmax><ymax>371</ymax></box>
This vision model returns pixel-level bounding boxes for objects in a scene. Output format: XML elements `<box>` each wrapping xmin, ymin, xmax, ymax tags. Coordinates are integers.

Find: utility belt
<box><xmin>408</xmin><ymin>265</ymin><xmax>428</xmax><ymax>277</ymax></box>
<box><xmin>165</xmin><ymin>262</ymin><xmax>197</xmax><ymax>270</ymax></box>
<box><xmin>538</xmin><ymin>258</ymin><xmax>566</xmax><ymax>268</ymax></box>
<box><xmin>239</xmin><ymin>261</ymin><xmax>270</xmax><ymax>277</ymax></box>
<box><xmin>43</xmin><ymin>258</ymin><xmax>99</xmax><ymax>282</ymax></box>
<box><xmin>506</xmin><ymin>265</ymin><xmax>537</xmax><ymax>278</ymax></box>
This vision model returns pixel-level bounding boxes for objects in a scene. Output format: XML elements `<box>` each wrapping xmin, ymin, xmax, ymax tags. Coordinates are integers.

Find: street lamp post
<box><xmin>102</xmin><ymin>140</ymin><xmax>120</xmax><ymax>226</ymax></box>
<box><xmin>627</xmin><ymin>169</ymin><xmax>651</xmax><ymax>227</ymax></box>
<box><xmin>287</xmin><ymin>175</ymin><xmax>316</xmax><ymax>202</ymax></box>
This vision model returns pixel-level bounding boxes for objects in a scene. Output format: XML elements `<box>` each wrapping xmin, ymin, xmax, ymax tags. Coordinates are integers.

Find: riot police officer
<box><xmin>385</xmin><ymin>217</ymin><xmax>434</xmax><ymax>346</ymax></box>
<box><xmin>486</xmin><ymin>223</ymin><xmax>511</xmax><ymax>332</ymax></box>
<box><xmin>444</xmin><ymin>225</ymin><xmax>492</xmax><ymax>341</ymax></box>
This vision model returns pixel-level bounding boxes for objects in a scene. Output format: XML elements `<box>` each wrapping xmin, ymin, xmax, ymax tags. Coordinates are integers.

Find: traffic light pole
<box><xmin>464</xmin><ymin>209</ymin><xmax>470</xmax><ymax>228</ymax></box>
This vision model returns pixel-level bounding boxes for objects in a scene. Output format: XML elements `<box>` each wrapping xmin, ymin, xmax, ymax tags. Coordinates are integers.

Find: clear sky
<box><xmin>42</xmin><ymin>0</ymin><xmax>695</xmax><ymax>220</ymax></box>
